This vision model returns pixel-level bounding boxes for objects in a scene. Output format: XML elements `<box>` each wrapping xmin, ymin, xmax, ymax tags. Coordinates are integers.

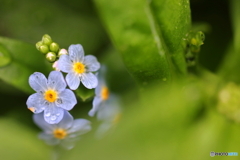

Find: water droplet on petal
<box><xmin>45</xmin><ymin>112</ymin><xmax>51</xmax><ymax>117</ymax></box>
<box><xmin>56</xmin><ymin>98</ymin><xmax>62</xmax><ymax>104</ymax></box>
<box><xmin>51</xmin><ymin>115</ymin><xmax>57</xmax><ymax>120</ymax></box>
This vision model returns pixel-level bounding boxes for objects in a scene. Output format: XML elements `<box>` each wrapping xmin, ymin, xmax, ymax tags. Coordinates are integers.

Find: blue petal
<box><xmin>57</xmin><ymin>111</ymin><xmax>74</xmax><ymax>129</ymax></box>
<box><xmin>88</xmin><ymin>96</ymin><xmax>102</xmax><ymax>117</ymax></box>
<box><xmin>56</xmin><ymin>89</ymin><xmax>77</xmax><ymax>110</ymax></box>
<box><xmin>66</xmin><ymin>72</ymin><xmax>80</xmax><ymax>90</ymax></box>
<box><xmin>48</xmin><ymin>71</ymin><xmax>66</xmax><ymax>92</ymax></box>
<box><xmin>95</xmin><ymin>122</ymin><xmax>112</xmax><ymax>138</ymax></box>
<box><xmin>33</xmin><ymin>113</ymin><xmax>53</xmax><ymax>132</ymax></box>
<box><xmin>97</xmin><ymin>96</ymin><xmax>121</xmax><ymax>121</ymax></box>
<box><xmin>44</xmin><ymin>105</ymin><xmax>64</xmax><ymax>124</ymax></box>
<box><xmin>58</xmin><ymin>55</ymin><xmax>72</xmax><ymax>73</ymax></box>
<box><xmin>60</xmin><ymin>138</ymin><xmax>77</xmax><ymax>150</ymax></box>
<box><xmin>68</xmin><ymin>119</ymin><xmax>91</xmax><ymax>135</ymax></box>
<box><xmin>94</xmin><ymin>80</ymin><xmax>102</xmax><ymax>96</ymax></box>
<box><xmin>68</xmin><ymin>44</ymin><xmax>84</xmax><ymax>62</ymax></box>
<box><xmin>29</xmin><ymin>72</ymin><xmax>48</xmax><ymax>93</ymax></box>
<box><xmin>81</xmin><ymin>72</ymin><xmax>98</xmax><ymax>89</ymax></box>
<box><xmin>39</xmin><ymin>132</ymin><xmax>59</xmax><ymax>145</ymax></box>
<box><xmin>84</xmin><ymin>55</ymin><xmax>100</xmax><ymax>72</ymax></box>
<box><xmin>26</xmin><ymin>93</ymin><xmax>45</xmax><ymax>113</ymax></box>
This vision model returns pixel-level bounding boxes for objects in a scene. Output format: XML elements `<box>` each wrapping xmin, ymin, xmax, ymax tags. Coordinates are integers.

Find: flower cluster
<box><xmin>27</xmin><ymin>35</ymin><xmax>121</xmax><ymax>150</ymax></box>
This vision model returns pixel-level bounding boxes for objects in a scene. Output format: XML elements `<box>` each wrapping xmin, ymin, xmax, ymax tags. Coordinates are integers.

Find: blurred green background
<box><xmin>0</xmin><ymin>0</ymin><xmax>239</xmax><ymax>159</ymax></box>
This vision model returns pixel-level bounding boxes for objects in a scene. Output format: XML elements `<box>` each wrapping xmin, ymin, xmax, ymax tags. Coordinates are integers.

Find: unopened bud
<box><xmin>36</xmin><ymin>41</ymin><xmax>43</xmax><ymax>50</ymax></box>
<box><xmin>46</xmin><ymin>52</ymin><xmax>57</xmax><ymax>63</ymax></box>
<box><xmin>39</xmin><ymin>45</ymin><xmax>49</xmax><ymax>54</ymax></box>
<box><xmin>58</xmin><ymin>48</ymin><xmax>68</xmax><ymax>57</ymax></box>
<box><xmin>50</xmin><ymin>42</ymin><xmax>59</xmax><ymax>53</ymax></box>
<box><xmin>42</xmin><ymin>34</ymin><xmax>52</xmax><ymax>45</ymax></box>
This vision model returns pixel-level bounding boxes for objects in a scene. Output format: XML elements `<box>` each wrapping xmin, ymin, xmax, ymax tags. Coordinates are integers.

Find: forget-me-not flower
<box><xmin>27</xmin><ymin>71</ymin><xmax>77</xmax><ymax>124</ymax></box>
<box><xmin>57</xmin><ymin>44</ymin><xmax>100</xmax><ymax>90</ymax></box>
<box><xmin>88</xmin><ymin>72</ymin><xmax>110</xmax><ymax>117</ymax></box>
<box><xmin>33</xmin><ymin>111</ymin><xmax>91</xmax><ymax>150</ymax></box>
<box><xmin>88</xmin><ymin>68</ymin><xmax>121</xmax><ymax>137</ymax></box>
<box><xmin>95</xmin><ymin>95</ymin><xmax>121</xmax><ymax>138</ymax></box>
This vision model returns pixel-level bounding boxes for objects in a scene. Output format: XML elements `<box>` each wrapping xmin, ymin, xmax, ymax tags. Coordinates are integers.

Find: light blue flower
<box><xmin>88</xmin><ymin>68</ymin><xmax>121</xmax><ymax>137</ymax></box>
<box><xmin>95</xmin><ymin>96</ymin><xmax>121</xmax><ymax>138</ymax></box>
<box><xmin>26</xmin><ymin>71</ymin><xmax>77</xmax><ymax>124</ymax></box>
<box><xmin>33</xmin><ymin>111</ymin><xmax>91</xmax><ymax>150</ymax></box>
<box><xmin>58</xmin><ymin>44</ymin><xmax>100</xmax><ymax>90</ymax></box>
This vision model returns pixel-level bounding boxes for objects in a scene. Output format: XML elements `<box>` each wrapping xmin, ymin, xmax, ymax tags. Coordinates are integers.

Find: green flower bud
<box><xmin>42</xmin><ymin>34</ymin><xmax>52</xmax><ymax>45</ymax></box>
<box><xmin>43</xmin><ymin>34</ymin><xmax>51</xmax><ymax>39</ymax></box>
<box><xmin>36</xmin><ymin>41</ymin><xmax>43</xmax><ymax>50</ymax></box>
<box><xmin>46</xmin><ymin>52</ymin><xmax>57</xmax><ymax>63</ymax></box>
<box><xmin>58</xmin><ymin>48</ymin><xmax>68</xmax><ymax>57</ymax></box>
<box><xmin>39</xmin><ymin>45</ymin><xmax>49</xmax><ymax>54</ymax></box>
<box><xmin>50</xmin><ymin>42</ymin><xmax>59</xmax><ymax>53</ymax></box>
<box><xmin>217</xmin><ymin>82</ymin><xmax>240</xmax><ymax>123</ymax></box>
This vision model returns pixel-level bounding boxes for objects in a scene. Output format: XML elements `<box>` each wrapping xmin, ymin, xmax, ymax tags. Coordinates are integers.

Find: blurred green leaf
<box><xmin>0</xmin><ymin>44</ymin><xmax>11</xmax><ymax>67</ymax></box>
<box><xmin>217</xmin><ymin>0</ymin><xmax>240</xmax><ymax>82</ymax></box>
<box><xmin>231</xmin><ymin>0</ymin><xmax>240</xmax><ymax>51</ymax></box>
<box><xmin>60</xmin><ymin>82</ymin><xmax>203</xmax><ymax>160</ymax></box>
<box><xmin>150</xmin><ymin>0</ymin><xmax>191</xmax><ymax>75</ymax></box>
<box><xmin>61</xmin><ymin>80</ymin><xmax>240</xmax><ymax>160</ymax></box>
<box><xmin>0</xmin><ymin>118</ymin><xmax>51</xmax><ymax>160</ymax></box>
<box><xmin>0</xmin><ymin>37</ymin><xmax>50</xmax><ymax>71</ymax></box>
<box><xmin>75</xmin><ymin>85</ymin><xmax>94</xmax><ymax>102</ymax></box>
<box><xmin>0</xmin><ymin>37</ymin><xmax>51</xmax><ymax>94</ymax></box>
<box><xmin>0</xmin><ymin>0</ymin><xmax>108</xmax><ymax>56</ymax></box>
<box><xmin>94</xmin><ymin>0</ymin><xmax>172</xmax><ymax>87</ymax></box>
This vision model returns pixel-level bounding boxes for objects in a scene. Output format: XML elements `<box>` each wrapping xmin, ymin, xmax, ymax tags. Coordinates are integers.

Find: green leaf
<box><xmin>0</xmin><ymin>37</ymin><xmax>51</xmax><ymax>94</ymax></box>
<box><xmin>62</xmin><ymin>81</ymin><xmax>240</xmax><ymax>160</ymax></box>
<box><xmin>217</xmin><ymin>0</ymin><xmax>240</xmax><ymax>81</ymax></box>
<box><xmin>231</xmin><ymin>0</ymin><xmax>240</xmax><ymax>51</ymax></box>
<box><xmin>75</xmin><ymin>85</ymin><xmax>94</xmax><ymax>102</ymax></box>
<box><xmin>94</xmin><ymin>0</ymin><xmax>172</xmax><ymax>87</ymax></box>
<box><xmin>0</xmin><ymin>44</ymin><xmax>11</xmax><ymax>67</ymax></box>
<box><xmin>150</xmin><ymin>0</ymin><xmax>191</xmax><ymax>75</ymax></box>
<box><xmin>0</xmin><ymin>118</ymin><xmax>51</xmax><ymax>160</ymax></box>
<box><xmin>0</xmin><ymin>37</ymin><xmax>50</xmax><ymax>71</ymax></box>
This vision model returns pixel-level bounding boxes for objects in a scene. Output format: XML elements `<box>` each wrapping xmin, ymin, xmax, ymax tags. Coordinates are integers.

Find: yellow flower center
<box><xmin>73</xmin><ymin>62</ymin><xmax>85</xmax><ymax>74</ymax></box>
<box><xmin>53</xmin><ymin>128</ymin><xmax>67</xmax><ymax>139</ymax></box>
<box><xmin>44</xmin><ymin>89</ymin><xmax>58</xmax><ymax>102</ymax></box>
<box><xmin>101</xmin><ymin>86</ymin><xmax>109</xmax><ymax>100</ymax></box>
